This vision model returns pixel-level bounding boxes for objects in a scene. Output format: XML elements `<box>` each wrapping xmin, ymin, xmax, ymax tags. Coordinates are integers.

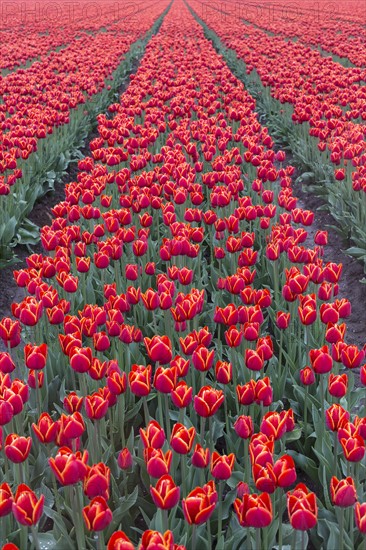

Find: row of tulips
<box><xmin>208</xmin><ymin>0</ymin><xmax>366</xmax><ymax>67</ymax></box>
<box><xmin>0</xmin><ymin>0</ymin><xmax>169</xmax><ymax>264</ymax></box>
<box><xmin>0</xmin><ymin>0</ymin><xmax>365</xmax><ymax>548</ymax></box>
<box><xmin>189</xmin><ymin>0</ymin><xmax>366</xmax><ymax>270</ymax></box>
<box><xmin>0</xmin><ymin>1</ymin><xmax>125</xmax><ymax>74</ymax></box>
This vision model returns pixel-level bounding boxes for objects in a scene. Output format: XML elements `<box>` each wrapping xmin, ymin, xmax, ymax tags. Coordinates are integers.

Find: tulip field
<box><xmin>0</xmin><ymin>1</ymin><xmax>366</xmax><ymax>549</ymax></box>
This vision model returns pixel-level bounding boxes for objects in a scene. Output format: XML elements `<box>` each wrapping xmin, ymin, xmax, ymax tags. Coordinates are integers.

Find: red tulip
<box><xmin>107</xmin><ymin>530</ymin><xmax>134</xmax><ymax>550</ymax></box>
<box><xmin>129</xmin><ymin>364</ymin><xmax>152</xmax><ymax>397</ymax></box>
<box><xmin>140</xmin><ymin>420</ymin><xmax>166</xmax><ymax>450</ymax></box>
<box><xmin>5</xmin><ymin>434</ymin><xmax>32</xmax><ymax>463</ymax></box>
<box><xmin>144</xmin><ymin>335</ymin><xmax>172</xmax><ymax>365</ymax></box>
<box><xmin>12</xmin><ymin>484</ymin><xmax>44</xmax><ymax>526</ymax></box>
<box><xmin>191</xmin><ymin>444</ymin><xmax>210</xmax><ymax>469</ymax></box>
<box><xmin>84</xmin><ymin>463</ymin><xmax>110</xmax><ymax>500</ymax></box>
<box><xmin>83</xmin><ymin>496</ymin><xmax>113</xmax><ymax>531</ymax></box>
<box><xmin>24</xmin><ymin>343</ymin><xmax>47</xmax><ymax>370</ymax></box>
<box><xmin>234</xmin><ymin>415</ymin><xmax>253</xmax><ymax>439</ymax></box>
<box><xmin>118</xmin><ymin>448</ymin><xmax>133</xmax><ymax>471</ymax></box>
<box><xmin>182</xmin><ymin>481</ymin><xmax>217</xmax><ymax>525</ymax></box>
<box><xmin>49</xmin><ymin>447</ymin><xmax>88</xmax><ymax>485</ymax></box>
<box><xmin>170</xmin><ymin>423</ymin><xmax>195</xmax><ymax>454</ymax></box>
<box><xmin>273</xmin><ymin>455</ymin><xmax>297</xmax><ymax>488</ymax></box>
<box><xmin>287</xmin><ymin>483</ymin><xmax>318</xmax><ymax>531</ymax></box>
<box><xmin>150</xmin><ymin>475</ymin><xmax>180</xmax><ymax>510</ymax></box>
<box><xmin>330</xmin><ymin>476</ymin><xmax>357</xmax><ymax>507</ymax></box>
<box><xmin>234</xmin><ymin>492</ymin><xmax>273</xmax><ymax>528</ymax></box>
<box><xmin>0</xmin><ymin>482</ymin><xmax>13</xmax><ymax>517</ymax></box>
<box><xmin>355</xmin><ymin>503</ymin><xmax>366</xmax><ymax>534</ymax></box>
<box><xmin>210</xmin><ymin>451</ymin><xmax>235</xmax><ymax>480</ymax></box>
<box><xmin>194</xmin><ymin>386</ymin><xmax>224</xmax><ymax>417</ymax></box>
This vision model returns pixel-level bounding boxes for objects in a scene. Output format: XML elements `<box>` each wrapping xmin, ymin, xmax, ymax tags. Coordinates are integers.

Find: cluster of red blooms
<box><xmin>191</xmin><ymin>0</ymin><xmax>366</xmax><ymax>193</ymax></box>
<box><xmin>230</xmin><ymin>0</ymin><xmax>366</xmax><ymax>67</ymax></box>
<box><xmin>0</xmin><ymin>1</ymin><xmax>365</xmax><ymax>548</ymax></box>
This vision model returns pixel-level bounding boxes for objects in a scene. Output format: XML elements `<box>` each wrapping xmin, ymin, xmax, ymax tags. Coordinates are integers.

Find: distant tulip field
<box><xmin>0</xmin><ymin>1</ymin><xmax>365</xmax><ymax>549</ymax></box>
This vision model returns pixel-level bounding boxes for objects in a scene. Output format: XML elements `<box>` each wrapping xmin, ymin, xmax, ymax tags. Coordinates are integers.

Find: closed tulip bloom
<box><xmin>234</xmin><ymin>492</ymin><xmax>273</xmax><ymax>528</ymax></box>
<box><xmin>325</xmin><ymin>404</ymin><xmax>350</xmax><ymax>432</ymax></box>
<box><xmin>69</xmin><ymin>347</ymin><xmax>93</xmax><ymax>374</ymax></box>
<box><xmin>191</xmin><ymin>444</ymin><xmax>210</xmax><ymax>468</ymax></box>
<box><xmin>144</xmin><ymin>335</ymin><xmax>172</xmax><ymax>365</ymax></box>
<box><xmin>274</xmin><ymin>455</ymin><xmax>297</xmax><ymax>488</ymax></box>
<box><xmin>287</xmin><ymin>484</ymin><xmax>317</xmax><ymax>531</ymax></box>
<box><xmin>0</xmin><ymin>482</ymin><xmax>13</xmax><ymax>517</ymax></box>
<box><xmin>83</xmin><ymin>496</ymin><xmax>113</xmax><ymax>531</ymax></box>
<box><xmin>341</xmin><ymin>345</ymin><xmax>365</xmax><ymax>369</ymax></box>
<box><xmin>144</xmin><ymin>448</ymin><xmax>172</xmax><ymax>478</ymax></box>
<box><xmin>63</xmin><ymin>392</ymin><xmax>84</xmax><ymax>413</ymax></box>
<box><xmin>49</xmin><ymin>447</ymin><xmax>88</xmax><ymax>485</ymax></box>
<box><xmin>255</xmin><ymin>377</ymin><xmax>273</xmax><ymax>406</ymax></box>
<box><xmin>194</xmin><ymin>386</ymin><xmax>224</xmax><ymax>417</ymax></box>
<box><xmin>310</xmin><ymin>345</ymin><xmax>333</xmax><ymax>374</ymax></box>
<box><xmin>237</xmin><ymin>381</ymin><xmax>256</xmax><ymax>406</ymax></box>
<box><xmin>150</xmin><ymin>475</ymin><xmax>180</xmax><ymax>510</ymax></box>
<box><xmin>139</xmin><ymin>530</ymin><xmax>179</xmax><ymax>550</ymax></box>
<box><xmin>85</xmin><ymin>392</ymin><xmax>109</xmax><ymax>421</ymax></box>
<box><xmin>328</xmin><ymin>373</ymin><xmax>348</xmax><ymax>398</ymax></box>
<box><xmin>252</xmin><ymin>463</ymin><xmax>277</xmax><ymax>493</ymax></box>
<box><xmin>0</xmin><ymin>352</ymin><xmax>16</xmax><ymax>374</ymax></box>
<box><xmin>24</xmin><ymin>343</ymin><xmax>47</xmax><ymax>370</ymax></box>
<box><xmin>12</xmin><ymin>484</ymin><xmax>44</xmax><ymax>526</ymax></box>
<box><xmin>299</xmin><ymin>366</ymin><xmax>315</xmax><ymax>386</ymax></box>
<box><xmin>32</xmin><ymin>412</ymin><xmax>59</xmax><ymax>444</ymax></box>
<box><xmin>260</xmin><ymin>411</ymin><xmax>288</xmax><ymax>440</ymax></box>
<box><xmin>192</xmin><ymin>345</ymin><xmax>215</xmax><ymax>372</ymax></box>
<box><xmin>355</xmin><ymin>503</ymin><xmax>366</xmax><ymax>534</ymax></box>
<box><xmin>171</xmin><ymin>381</ymin><xmax>193</xmax><ymax>408</ymax></box>
<box><xmin>234</xmin><ymin>415</ymin><xmax>253</xmax><ymax>439</ymax></box>
<box><xmin>276</xmin><ymin>311</ymin><xmax>290</xmax><ymax>330</ymax></box>
<box><xmin>182</xmin><ymin>481</ymin><xmax>217</xmax><ymax>525</ymax></box>
<box><xmin>58</xmin><ymin>412</ymin><xmax>85</xmax><ymax>441</ymax></box>
<box><xmin>215</xmin><ymin>361</ymin><xmax>232</xmax><ymax>384</ymax></box>
<box><xmin>140</xmin><ymin>420</ymin><xmax>165</xmax><ymax>450</ymax></box>
<box><xmin>5</xmin><ymin>434</ymin><xmax>32</xmax><ymax>463</ymax></box>
<box><xmin>84</xmin><ymin>463</ymin><xmax>110</xmax><ymax>500</ymax></box>
<box><xmin>118</xmin><ymin>448</ymin><xmax>133</xmax><ymax>471</ymax></box>
<box><xmin>340</xmin><ymin>435</ymin><xmax>365</xmax><ymax>462</ymax></box>
<box><xmin>129</xmin><ymin>364</ymin><xmax>152</xmax><ymax>397</ymax></box>
<box><xmin>210</xmin><ymin>451</ymin><xmax>235</xmax><ymax>480</ymax></box>
<box><xmin>170</xmin><ymin>423</ymin><xmax>195</xmax><ymax>454</ymax></box>
<box><xmin>330</xmin><ymin>476</ymin><xmax>357</xmax><ymax>507</ymax></box>
<box><xmin>245</xmin><ymin>349</ymin><xmax>264</xmax><ymax>371</ymax></box>
<box><xmin>154</xmin><ymin>366</ymin><xmax>177</xmax><ymax>393</ymax></box>
<box><xmin>224</xmin><ymin>326</ymin><xmax>243</xmax><ymax>347</ymax></box>
<box><xmin>107</xmin><ymin>530</ymin><xmax>135</xmax><ymax>550</ymax></box>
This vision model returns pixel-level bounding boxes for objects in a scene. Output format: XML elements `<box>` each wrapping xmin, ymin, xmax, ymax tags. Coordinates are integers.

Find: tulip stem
<box><xmin>333</xmin><ymin>431</ymin><xmax>338</xmax><ymax>476</ymax></box>
<box><xmin>143</xmin><ymin>397</ymin><xmax>150</xmax><ymax>425</ymax></box>
<box><xmin>191</xmin><ymin>524</ymin><xmax>197</xmax><ymax>549</ymax></box>
<box><xmin>163</xmin><ymin>394</ymin><xmax>171</xmax><ymax>442</ymax></box>
<box><xmin>180</xmin><ymin>454</ymin><xmax>188</xmax><ymax>497</ymax></box>
<box><xmin>255</xmin><ymin>528</ymin><xmax>261</xmax><ymax>550</ymax></box>
<box><xmin>218</xmin><ymin>480</ymin><xmax>224</xmax><ymax>538</ymax></box>
<box><xmin>339</xmin><ymin>507</ymin><xmax>344</xmax><ymax>550</ymax></box>
<box><xmin>301</xmin><ymin>530</ymin><xmax>306</xmax><ymax>550</ymax></box>
<box><xmin>72</xmin><ymin>484</ymin><xmax>85</xmax><ymax>550</ymax></box>
<box><xmin>278</xmin><ymin>490</ymin><xmax>283</xmax><ymax>550</ymax></box>
<box><xmin>20</xmin><ymin>525</ymin><xmax>28</xmax><ymax>550</ymax></box>
<box><xmin>97</xmin><ymin>530</ymin><xmax>105</xmax><ymax>550</ymax></box>
<box><xmin>303</xmin><ymin>386</ymin><xmax>308</xmax><ymax>438</ymax></box>
<box><xmin>200</xmin><ymin>415</ymin><xmax>206</xmax><ymax>446</ymax></box>
<box><xmin>31</xmin><ymin>525</ymin><xmax>41</xmax><ymax>550</ymax></box>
